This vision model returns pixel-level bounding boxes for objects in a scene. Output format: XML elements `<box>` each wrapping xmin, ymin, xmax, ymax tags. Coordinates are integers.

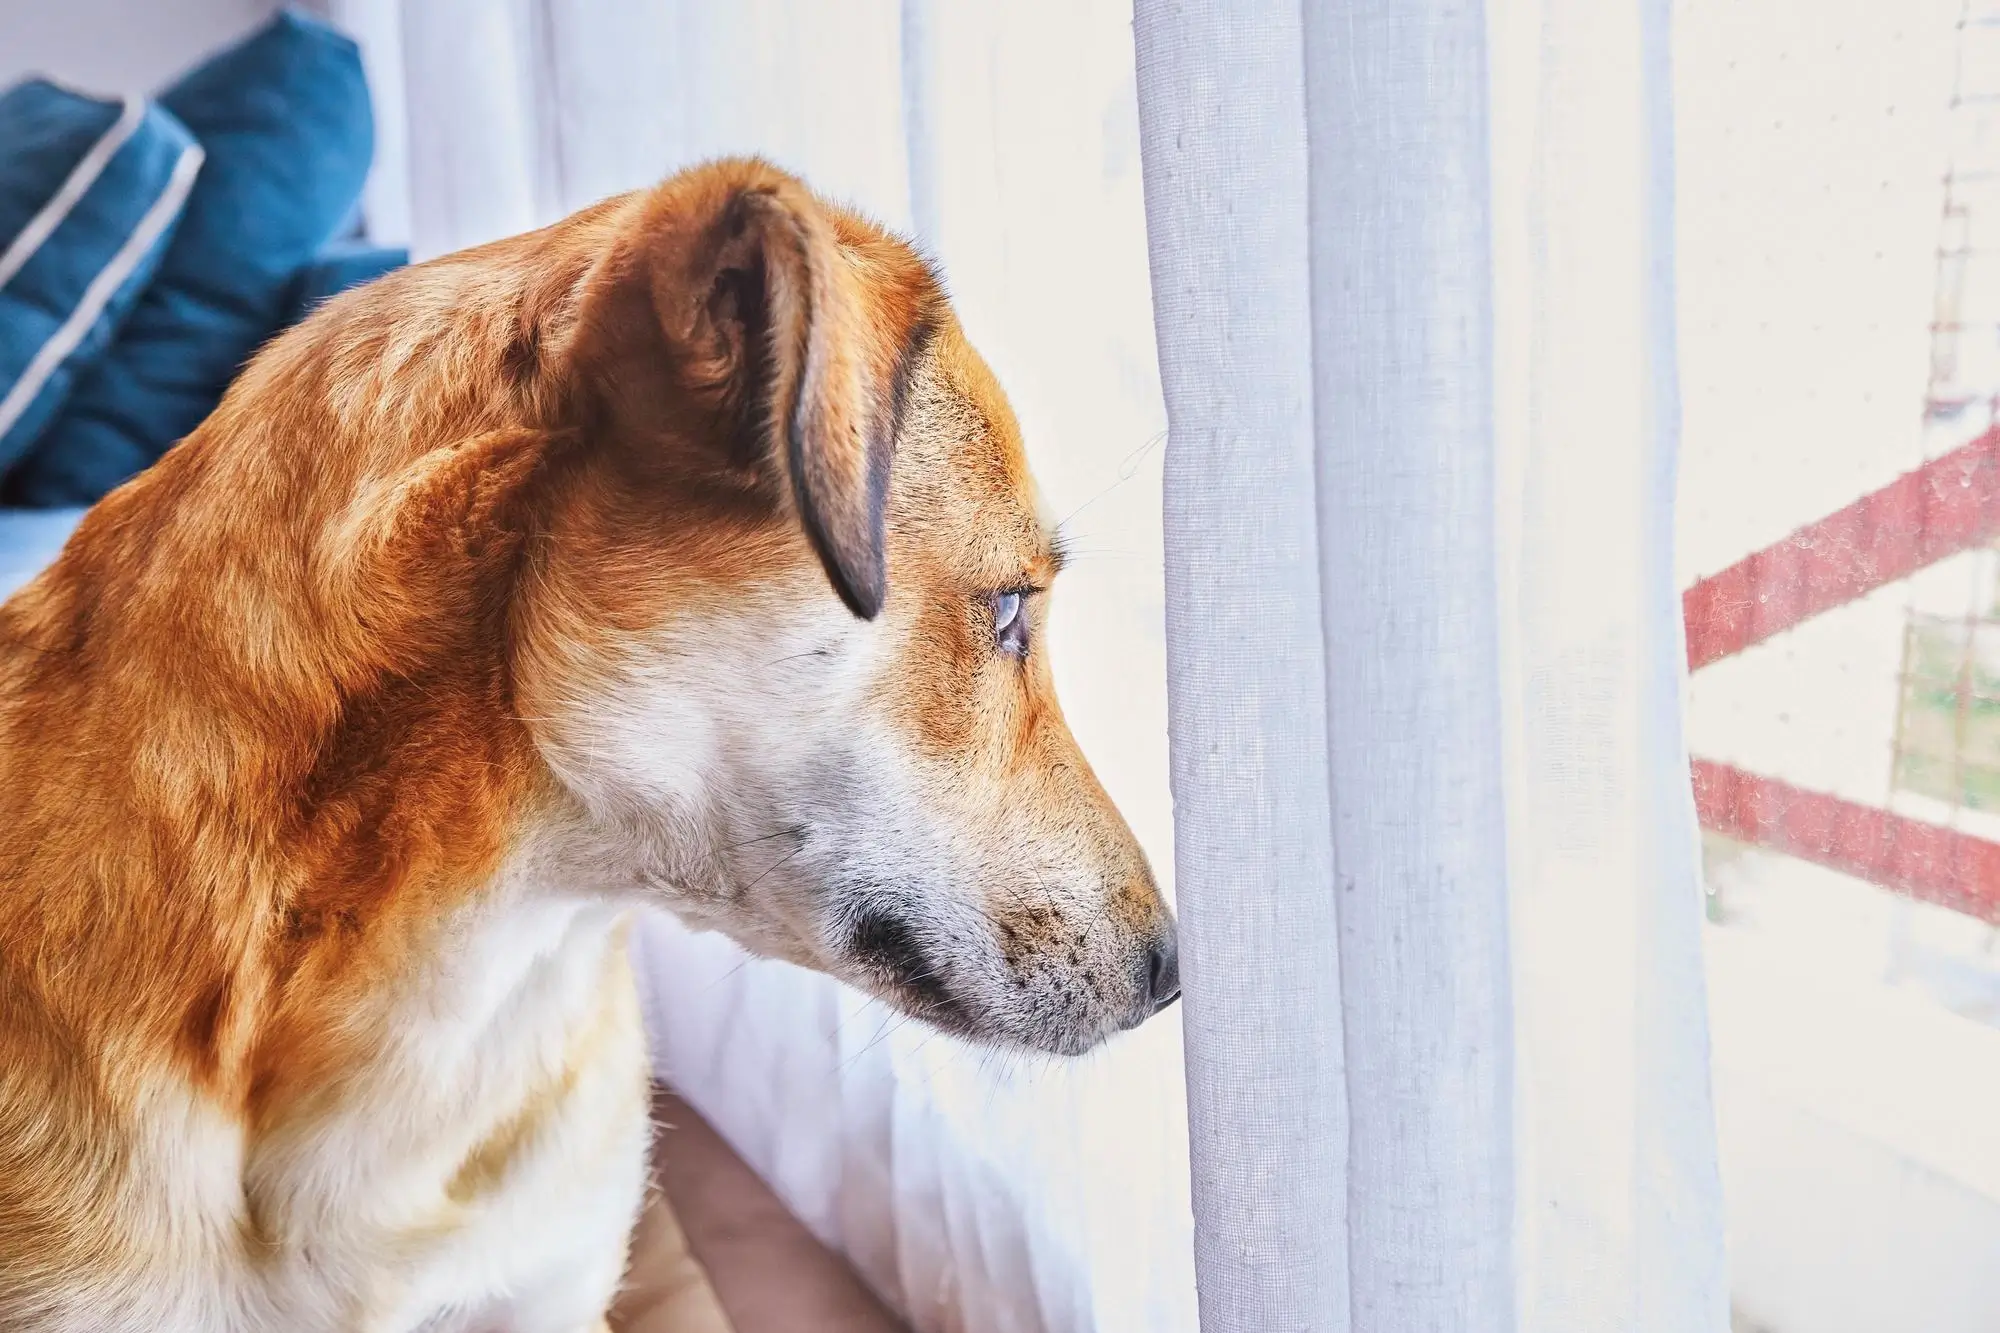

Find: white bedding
<box><xmin>0</xmin><ymin>507</ymin><xmax>85</xmax><ymax>599</ymax></box>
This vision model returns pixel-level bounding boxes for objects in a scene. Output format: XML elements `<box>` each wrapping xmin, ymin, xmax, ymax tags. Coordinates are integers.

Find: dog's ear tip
<box><xmin>816</xmin><ymin>536</ymin><xmax>887</xmax><ymax>620</ymax></box>
<box><xmin>836</xmin><ymin>579</ymin><xmax>886</xmax><ymax>621</ymax></box>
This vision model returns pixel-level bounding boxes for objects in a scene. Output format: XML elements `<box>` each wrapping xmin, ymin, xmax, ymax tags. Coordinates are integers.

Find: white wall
<box><xmin>0</xmin><ymin>0</ymin><xmax>278</xmax><ymax>96</ymax></box>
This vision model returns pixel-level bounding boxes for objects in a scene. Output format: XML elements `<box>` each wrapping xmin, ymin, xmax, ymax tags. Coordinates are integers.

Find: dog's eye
<box><xmin>992</xmin><ymin>591</ymin><xmax>1028</xmax><ymax>657</ymax></box>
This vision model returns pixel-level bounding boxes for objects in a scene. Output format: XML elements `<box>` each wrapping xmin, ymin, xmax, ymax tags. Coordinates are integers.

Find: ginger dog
<box><xmin>0</xmin><ymin>159</ymin><xmax>1177</xmax><ymax>1332</ymax></box>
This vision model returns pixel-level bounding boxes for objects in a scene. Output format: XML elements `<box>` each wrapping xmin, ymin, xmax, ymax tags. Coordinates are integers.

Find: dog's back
<box><xmin>0</xmin><ymin>198</ymin><xmax>652</xmax><ymax>1332</ymax></box>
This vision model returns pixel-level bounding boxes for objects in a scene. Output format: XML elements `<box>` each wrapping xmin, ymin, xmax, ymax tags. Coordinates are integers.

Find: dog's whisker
<box><xmin>839</xmin><ymin>1010</ymin><xmax>922</xmax><ymax>1074</ymax></box>
<box><xmin>736</xmin><ymin>840</ymin><xmax>807</xmax><ymax>896</ymax></box>
<box><xmin>696</xmin><ymin>955</ymin><xmax>756</xmax><ymax>994</ymax></box>
<box><xmin>834</xmin><ymin>1008</ymin><xmax>904</xmax><ymax>1074</ymax></box>
<box><xmin>721</xmin><ymin>824</ymin><xmax>805</xmax><ymax>852</ymax></box>
<box><xmin>760</xmin><ymin>649</ymin><xmax>830</xmax><ymax>668</ymax></box>
<box><xmin>1053</xmin><ymin>429</ymin><xmax>1167</xmax><ymax>529</ymax></box>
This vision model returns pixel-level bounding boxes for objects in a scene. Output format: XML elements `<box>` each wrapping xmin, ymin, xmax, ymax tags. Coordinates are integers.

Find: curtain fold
<box><xmin>1129</xmin><ymin>1</ymin><xmax>1351</xmax><ymax>1326</ymax></box>
<box><xmin>1134</xmin><ymin>0</ymin><xmax>1729</xmax><ymax>1328</ymax></box>
<box><xmin>1304</xmin><ymin>3</ymin><xmax>1517</xmax><ymax>1323</ymax></box>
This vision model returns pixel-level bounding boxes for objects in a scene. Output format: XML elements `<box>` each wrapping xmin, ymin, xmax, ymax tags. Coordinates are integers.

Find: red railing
<box><xmin>1692</xmin><ymin>760</ymin><xmax>2000</xmax><ymax>921</ymax></box>
<box><xmin>1683</xmin><ymin>425</ymin><xmax>2000</xmax><ymax>923</ymax></box>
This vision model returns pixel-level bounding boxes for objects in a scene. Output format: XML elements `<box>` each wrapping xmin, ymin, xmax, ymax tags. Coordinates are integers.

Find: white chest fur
<box><xmin>89</xmin><ymin>894</ymin><xmax>653</xmax><ymax>1333</ymax></box>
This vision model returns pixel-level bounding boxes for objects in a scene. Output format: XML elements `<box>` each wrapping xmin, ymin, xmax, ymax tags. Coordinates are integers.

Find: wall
<box><xmin>0</xmin><ymin>0</ymin><xmax>278</xmax><ymax>95</ymax></box>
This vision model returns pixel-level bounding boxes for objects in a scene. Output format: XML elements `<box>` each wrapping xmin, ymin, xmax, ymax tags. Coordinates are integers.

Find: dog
<box><xmin>0</xmin><ymin>158</ymin><xmax>1178</xmax><ymax>1332</ymax></box>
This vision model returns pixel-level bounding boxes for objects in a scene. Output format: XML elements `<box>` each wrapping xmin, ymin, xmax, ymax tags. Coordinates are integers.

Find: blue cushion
<box><xmin>7</xmin><ymin>10</ymin><xmax>373</xmax><ymax>507</ymax></box>
<box><xmin>281</xmin><ymin>239</ymin><xmax>407</xmax><ymax>328</ymax></box>
<box><xmin>0</xmin><ymin>82</ymin><xmax>201</xmax><ymax>482</ymax></box>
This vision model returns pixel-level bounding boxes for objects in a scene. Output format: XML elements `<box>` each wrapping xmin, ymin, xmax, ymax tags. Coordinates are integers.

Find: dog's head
<box><xmin>511</xmin><ymin>161</ymin><xmax>1176</xmax><ymax>1056</ymax></box>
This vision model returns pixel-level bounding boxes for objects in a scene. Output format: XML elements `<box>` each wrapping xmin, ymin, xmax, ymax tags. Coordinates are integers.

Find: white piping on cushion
<box><xmin>0</xmin><ymin>96</ymin><xmax>148</xmax><ymax>292</ymax></box>
<box><xmin>0</xmin><ymin>142</ymin><xmax>203</xmax><ymax>441</ymax></box>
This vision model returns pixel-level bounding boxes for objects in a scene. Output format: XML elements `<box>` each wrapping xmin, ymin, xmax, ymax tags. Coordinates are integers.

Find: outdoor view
<box><xmin>1679</xmin><ymin>1</ymin><xmax>2000</xmax><ymax>1327</ymax></box>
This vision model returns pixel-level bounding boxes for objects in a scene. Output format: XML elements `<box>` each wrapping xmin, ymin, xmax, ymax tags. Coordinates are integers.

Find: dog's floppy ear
<box><xmin>573</xmin><ymin>159</ymin><xmax>936</xmax><ymax>620</ymax></box>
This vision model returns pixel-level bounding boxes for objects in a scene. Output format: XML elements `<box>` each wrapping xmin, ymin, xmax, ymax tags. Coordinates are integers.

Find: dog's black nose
<box><xmin>1147</xmin><ymin>930</ymin><xmax>1181</xmax><ymax>1013</ymax></box>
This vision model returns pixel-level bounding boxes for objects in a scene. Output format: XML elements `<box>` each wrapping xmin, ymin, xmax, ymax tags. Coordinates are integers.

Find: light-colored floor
<box><xmin>613</xmin><ymin>1087</ymin><xmax>907</xmax><ymax>1333</ymax></box>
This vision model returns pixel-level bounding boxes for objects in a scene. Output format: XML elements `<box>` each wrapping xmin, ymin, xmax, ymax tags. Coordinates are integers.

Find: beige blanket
<box><xmin>613</xmin><ymin>1170</ymin><xmax>736</xmax><ymax>1333</ymax></box>
<box><xmin>611</xmin><ymin>1088</ymin><xmax>906</xmax><ymax>1333</ymax></box>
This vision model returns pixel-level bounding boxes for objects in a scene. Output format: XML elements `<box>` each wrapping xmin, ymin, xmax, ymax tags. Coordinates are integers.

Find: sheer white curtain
<box><xmin>1136</xmin><ymin>0</ymin><xmax>1728</xmax><ymax>1329</ymax></box>
<box><xmin>331</xmin><ymin>0</ymin><xmax>1729</xmax><ymax>1329</ymax></box>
